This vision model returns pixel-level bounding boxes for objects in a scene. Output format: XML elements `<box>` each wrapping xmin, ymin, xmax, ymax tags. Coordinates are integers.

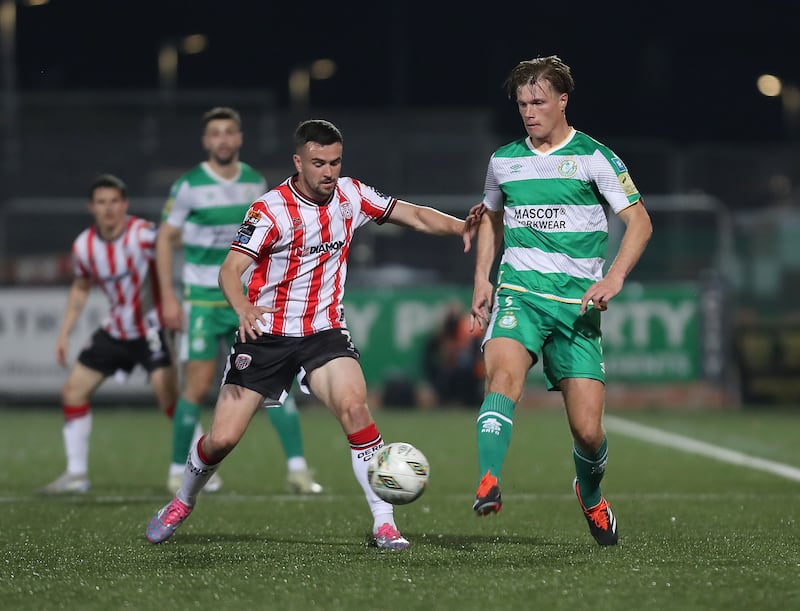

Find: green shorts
<box><xmin>179</xmin><ymin>302</ymin><xmax>239</xmax><ymax>362</ymax></box>
<box><xmin>485</xmin><ymin>289</ymin><xmax>604</xmax><ymax>390</ymax></box>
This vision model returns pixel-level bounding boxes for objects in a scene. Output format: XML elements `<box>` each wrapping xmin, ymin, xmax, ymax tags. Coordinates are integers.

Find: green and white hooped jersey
<box><xmin>483</xmin><ymin>129</ymin><xmax>641</xmax><ymax>303</ymax></box>
<box><xmin>162</xmin><ymin>162</ymin><xmax>266</xmax><ymax>305</ymax></box>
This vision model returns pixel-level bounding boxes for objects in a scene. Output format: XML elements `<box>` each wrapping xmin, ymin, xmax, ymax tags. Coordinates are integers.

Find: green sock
<box><xmin>266</xmin><ymin>394</ymin><xmax>304</xmax><ymax>459</ymax></box>
<box><xmin>476</xmin><ymin>392</ymin><xmax>515</xmax><ymax>484</ymax></box>
<box><xmin>573</xmin><ymin>436</ymin><xmax>608</xmax><ymax>508</ymax></box>
<box><xmin>171</xmin><ymin>398</ymin><xmax>201</xmax><ymax>464</ymax></box>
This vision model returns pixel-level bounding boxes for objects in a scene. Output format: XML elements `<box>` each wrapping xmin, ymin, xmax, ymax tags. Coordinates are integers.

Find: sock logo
<box><xmin>480</xmin><ymin>417</ymin><xmax>503</xmax><ymax>436</ymax></box>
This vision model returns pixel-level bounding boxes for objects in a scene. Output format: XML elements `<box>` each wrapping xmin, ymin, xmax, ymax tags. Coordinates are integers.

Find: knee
<box><xmin>183</xmin><ymin>381</ymin><xmax>210</xmax><ymax>404</ymax></box>
<box><xmin>572</xmin><ymin>425</ymin><xmax>605</xmax><ymax>453</ymax></box>
<box><xmin>336</xmin><ymin>399</ymin><xmax>371</xmax><ymax>432</ymax></box>
<box><xmin>485</xmin><ymin>369</ymin><xmax>523</xmax><ymax>402</ymax></box>
<box><xmin>61</xmin><ymin>381</ymin><xmax>87</xmax><ymax>406</ymax></box>
<box><xmin>204</xmin><ymin>431</ymin><xmax>238</xmax><ymax>461</ymax></box>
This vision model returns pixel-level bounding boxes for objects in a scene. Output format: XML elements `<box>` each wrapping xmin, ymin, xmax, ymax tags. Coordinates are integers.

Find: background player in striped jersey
<box><xmin>146</xmin><ymin>119</ymin><xmax>482</xmax><ymax>550</ymax></box>
<box><xmin>470</xmin><ymin>56</ymin><xmax>653</xmax><ymax>546</ymax></box>
<box><xmin>41</xmin><ymin>174</ymin><xmax>178</xmax><ymax>494</ymax></box>
<box><xmin>156</xmin><ymin>107</ymin><xmax>322</xmax><ymax>495</ymax></box>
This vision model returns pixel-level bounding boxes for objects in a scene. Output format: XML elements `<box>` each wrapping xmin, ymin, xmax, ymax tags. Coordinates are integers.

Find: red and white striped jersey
<box><xmin>231</xmin><ymin>176</ymin><xmax>396</xmax><ymax>337</ymax></box>
<box><xmin>72</xmin><ymin>215</ymin><xmax>163</xmax><ymax>340</ymax></box>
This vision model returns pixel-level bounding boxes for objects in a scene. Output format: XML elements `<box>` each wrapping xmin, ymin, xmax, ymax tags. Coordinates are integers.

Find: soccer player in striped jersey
<box><xmin>41</xmin><ymin>174</ymin><xmax>178</xmax><ymax>494</ymax></box>
<box><xmin>146</xmin><ymin>119</ymin><xmax>481</xmax><ymax>549</ymax></box>
<box><xmin>156</xmin><ymin>107</ymin><xmax>321</xmax><ymax>495</ymax></box>
<box><xmin>470</xmin><ymin>56</ymin><xmax>653</xmax><ymax>546</ymax></box>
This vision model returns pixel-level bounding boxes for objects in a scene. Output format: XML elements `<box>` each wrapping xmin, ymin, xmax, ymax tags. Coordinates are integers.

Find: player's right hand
<box><xmin>237</xmin><ymin>305</ymin><xmax>279</xmax><ymax>342</ymax></box>
<box><xmin>161</xmin><ymin>297</ymin><xmax>184</xmax><ymax>331</ymax></box>
<box><xmin>470</xmin><ymin>279</ymin><xmax>494</xmax><ymax>331</ymax></box>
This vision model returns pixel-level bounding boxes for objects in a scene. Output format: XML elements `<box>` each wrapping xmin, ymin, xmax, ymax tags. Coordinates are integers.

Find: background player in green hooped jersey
<box><xmin>469</xmin><ymin>56</ymin><xmax>653</xmax><ymax>546</ymax></box>
<box><xmin>156</xmin><ymin>106</ymin><xmax>322</xmax><ymax>495</ymax></box>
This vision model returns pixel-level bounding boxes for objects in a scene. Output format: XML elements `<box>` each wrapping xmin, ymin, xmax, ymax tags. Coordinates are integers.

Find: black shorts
<box><xmin>77</xmin><ymin>328</ymin><xmax>173</xmax><ymax>377</ymax></box>
<box><xmin>222</xmin><ymin>328</ymin><xmax>360</xmax><ymax>403</ymax></box>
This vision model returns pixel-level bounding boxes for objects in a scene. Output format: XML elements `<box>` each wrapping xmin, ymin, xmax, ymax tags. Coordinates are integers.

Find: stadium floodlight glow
<box><xmin>310</xmin><ymin>59</ymin><xmax>337</xmax><ymax>80</ymax></box>
<box><xmin>290</xmin><ymin>59</ymin><xmax>337</xmax><ymax>109</ymax></box>
<box><xmin>757</xmin><ymin>74</ymin><xmax>782</xmax><ymax>97</ymax></box>
<box><xmin>180</xmin><ymin>34</ymin><xmax>207</xmax><ymax>55</ymax></box>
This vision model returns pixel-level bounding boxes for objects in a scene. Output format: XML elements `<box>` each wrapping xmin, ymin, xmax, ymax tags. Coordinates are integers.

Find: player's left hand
<box><xmin>462</xmin><ymin>203</ymin><xmax>485</xmax><ymax>252</ymax></box>
<box><xmin>580</xmin><ymin>276</ymin><xmax>623</xmax><ymax>314</ymax></box>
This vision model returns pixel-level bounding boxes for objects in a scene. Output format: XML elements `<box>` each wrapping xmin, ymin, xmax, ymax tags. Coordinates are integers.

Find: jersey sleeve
<box><xmin>482</xmin><ymin>156</ymin><xmax>503</xmax><ymax>211</ymax></box>
<box><xmin>590</xmin><ymin>149</ymin><xmax>641</xmax><ymax>214</ymax></box>
<box><xmin>349</xmin><ymin>178</ymin><xmax>397</xmax><ymax>225</ymax></box>
<box><xmin>231</xmin><ymin>200</ymin><xmax>280</xmax><ymax>259</ymax></box>
<box><xmin>162</xmin><ymin>179</ymin><xmax>192</xmax><ymax>227</ymax></box>
<box><xmin>71</xmin><ymin>237</ymin><xmax>90</xmax><ymax>279</ymax></box>
<box><xmin>135</xmin><ymin>219</ymin><xmax>158</xmax><ymax>256</ymax></box>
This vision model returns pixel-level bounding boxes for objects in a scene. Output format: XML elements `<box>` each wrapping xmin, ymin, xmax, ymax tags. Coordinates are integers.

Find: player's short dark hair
<box><xmin>294</xmin><ymin>119</ymin><xmax>343</xmax><ymax>151</ymax></box>
<box><xmin>89</xmin><ymin>174</ymin><xmax>127</xmax><ymax>200</ymax></box>
<box><xmin>504</xmin><ymin>55</ymin><xmax>575</xmax><ymax>99</ymax></box>
<box><xmin>202</xmin><ymin>106</ymin><xmax>242</xmax><ymax>130</ymax></box>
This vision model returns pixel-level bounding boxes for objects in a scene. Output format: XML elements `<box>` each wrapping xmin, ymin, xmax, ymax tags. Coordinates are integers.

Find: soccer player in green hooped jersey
<box><xmin>155</xmin><ymin>106</ymin><xmax>322</xmax><ymax>495</ymax></box>
<box><xmin>469</xmin><ymin>56</ymin><xmax>653</xmax><ymax>546</ymax></box>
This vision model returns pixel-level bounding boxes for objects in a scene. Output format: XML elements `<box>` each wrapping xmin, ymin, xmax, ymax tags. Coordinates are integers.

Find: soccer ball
<box><xmin>367</xmin><ymin>442</ymin><xmax>430</xmax><ymax>505</ymax></box>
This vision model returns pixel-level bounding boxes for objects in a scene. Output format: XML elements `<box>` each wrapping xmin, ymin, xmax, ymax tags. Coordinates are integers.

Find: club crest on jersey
<box><xmin>339</xmin><ymin>200</ymin><xmax>353</xmax><ymax>219</ymax></box>
<box><xmin>558</xmin><ymin>159</ymin><xmax>578</xmax><ymax>177</ymax></box>
<box><xmin>234</xmin><ymin>353</ymin><xmax>252</xmax><ymax>370</ymax></box>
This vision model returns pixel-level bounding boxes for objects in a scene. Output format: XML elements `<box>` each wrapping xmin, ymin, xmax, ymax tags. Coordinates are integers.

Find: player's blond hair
<box><xmin>504</xmin><ymin>55</ymin><xmax>575</xmax><ymax>99</ymax></box>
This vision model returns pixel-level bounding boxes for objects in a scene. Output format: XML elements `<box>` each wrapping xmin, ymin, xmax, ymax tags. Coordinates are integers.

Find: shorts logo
<box><xmin>234</xmin><ymin>353</ymin><xmax>252</xmax><ymax>370</ymax></box>
<box><xmin>498</xmin><ymin>313</ymin><xmax>518</xmax><ymax>329</ymax></box>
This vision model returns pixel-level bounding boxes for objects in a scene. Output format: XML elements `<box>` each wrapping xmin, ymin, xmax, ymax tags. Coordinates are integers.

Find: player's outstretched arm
<box><xmin>385</xmin><ymin>200</ymin><xmax>483</xmax><ymax>252</ymax></box>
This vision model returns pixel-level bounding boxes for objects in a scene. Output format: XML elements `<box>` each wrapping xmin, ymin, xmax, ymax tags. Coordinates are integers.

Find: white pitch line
<box><xmin>605</xmin><ymin>414</ymin><xmax>800</xmax><ymax>482</ymax></box>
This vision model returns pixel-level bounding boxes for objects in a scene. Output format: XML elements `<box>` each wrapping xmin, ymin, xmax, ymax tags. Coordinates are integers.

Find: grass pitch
<box><xmin>1</xmin><ymin>405</ymin><xmax>798</xmax><ymax>610</ymax></box>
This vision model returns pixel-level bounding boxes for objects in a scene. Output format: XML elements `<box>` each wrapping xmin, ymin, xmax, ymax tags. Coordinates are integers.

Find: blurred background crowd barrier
<box><xmin>1</xmin><ymin>92</ymin><xmax>799</xmax><ymax>407</ymax></box>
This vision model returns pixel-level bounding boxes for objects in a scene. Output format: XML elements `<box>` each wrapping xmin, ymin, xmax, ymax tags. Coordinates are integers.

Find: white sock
<box><xmin>349</xmin><ymin>441</ymin><xmax>396</xmax><ymax>533</ymax></box>
<box><xmin>190</xmin><ymin>422</ymin><xmax>204</xmax><ymax>446</ymax></box>
<box><xmin>63</xmin><ymin>412</ymin><xmax>92</xmax><ymax>475</ymax></box>
<box><xmin>177</xmin><ymin>439</ymin><xmax>219</xmax><ymax>507</ymax></box>
<box><xmin>287</xmin><ymin>456</ymin><xmax>308</xmax><ymax>473</ymax></box>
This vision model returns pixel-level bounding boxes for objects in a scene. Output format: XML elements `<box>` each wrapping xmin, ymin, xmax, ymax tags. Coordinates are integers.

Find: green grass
<box><xmin>1</xmin><ymin>405</ymin><xmax>799</xmax><ymax>610</ymax></box>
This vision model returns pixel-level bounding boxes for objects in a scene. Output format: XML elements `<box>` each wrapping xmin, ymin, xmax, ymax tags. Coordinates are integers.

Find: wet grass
<box><xmin>1</xmin><ymin>405</ymin><xmax>798</xmax><ymax>610</ymax></box>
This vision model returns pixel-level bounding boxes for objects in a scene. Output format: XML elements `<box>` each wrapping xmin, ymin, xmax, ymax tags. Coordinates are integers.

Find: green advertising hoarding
<box><xmin>343</xmin><ymin>283</ymin><xmax>702</xmax><ymax>386</ymax></box>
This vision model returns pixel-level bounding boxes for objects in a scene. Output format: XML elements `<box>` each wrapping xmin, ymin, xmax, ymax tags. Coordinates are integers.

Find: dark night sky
<box><xmin>12</xmin><ymin>0</ymin><xmax>800</xmax><ymax>142</ymax></box>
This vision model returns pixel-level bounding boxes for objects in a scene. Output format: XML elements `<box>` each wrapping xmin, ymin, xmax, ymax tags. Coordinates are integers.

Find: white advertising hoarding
<box><xmin>0</xmin><ymin>288</ymin><xmax>151</xmax><ymax>400</ymax></box>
